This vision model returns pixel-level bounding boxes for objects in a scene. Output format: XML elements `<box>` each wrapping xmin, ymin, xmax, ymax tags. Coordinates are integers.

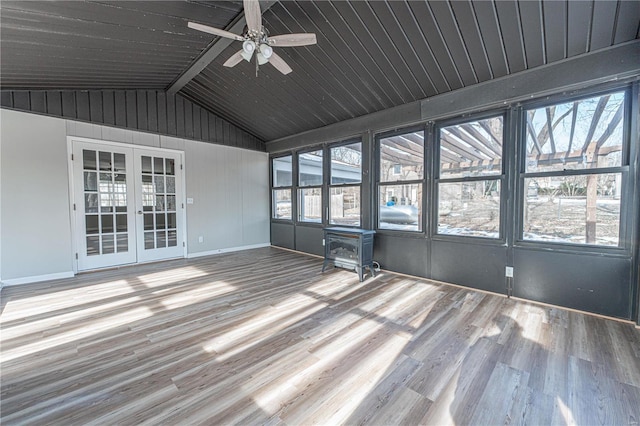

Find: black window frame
<box><xmin>328</xmin><ymin>139</ymin><xmax>363</xmax><ymax>228</ymax></box>
<box><xmin>433</xmin><ymin>111</ymin><xmax>508</xmax><ymax>243</ymax></box>
<box><xmin>270</xmin><ymin>154</ymin><xmax>294</xmax><ymax>222</ymax></box>
<box><xmin>515</xmin><ymin>86</ymin><xmax>632</xmax><ymax>252</ymax></box>
<box><xmin>375</xmin><ymin>125</ymin><xmax>427</xmax><ymax>235</ymax></box>
<box><xmin>296</xmin><ymin>146</ymin><xmax>325</xmax><ymax>225</ymax></box>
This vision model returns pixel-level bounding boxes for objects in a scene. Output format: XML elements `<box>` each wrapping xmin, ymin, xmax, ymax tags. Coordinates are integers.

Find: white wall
<box><xmin>0</xmin><ymin>109</ymin><xmax>270</xmax><ymax>284</ymax></box>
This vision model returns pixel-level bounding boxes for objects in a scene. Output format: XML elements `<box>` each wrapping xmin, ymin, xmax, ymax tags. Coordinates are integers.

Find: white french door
<box><xmin>134</xmin><ymin>148</ymin><xmax>184</xmax><ymax>263</ymax></box>
<box><xmin>72</xmin><ymin>140</ymin><xmax>184</xmax><ymax>271</ymax></box>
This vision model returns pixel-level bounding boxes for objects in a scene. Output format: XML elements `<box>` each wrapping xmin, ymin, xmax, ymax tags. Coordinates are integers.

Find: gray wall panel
<box><xmin>13</xmin><ymin>91</ymin><xmax>30</xmax><ymax>111</ymax></box>
<box><xmin>0</xmin><ymin>89</ymin><xmax>265</xmax><ymax>152</ymax></box>
<box><xmin>76</xmin><ymin>91</ymin><xmax>90</xmax><ymax>121</ymax></box>
<box><xmin>89</xmin><ymin>91</ymin><xmax>103</xmax><ymax>123</ymax></box>
<box><xmin>271</xmin><ymin>222</ymin><xmax>295</xmax><ymax>250</ymax></box>
<box><xmin>47</xmin><ymin>91</ymin><xmax>62</xmax><ymax>117</ymax></box>
<box><xmin>513</xmin><ymin>249</ymin><xmax>631</xmax><ymax>319</ymax></box>
<box><xmin>62</xmin><ymin>91</ymin><xmax>76</xmax><ymax>118</ymax></box>
<box><xmin>295</xmin><ymin>226</ymin><xmax>324</xmax><ymax>257</ymax></box>
<box><xmin>374</xmin><ymin>234</ymin><xmax>429</xmax><ymax>278</ymax></box>
<box><xmin>431</xmin><ymin>240</ymin><xmax>507</xmax><ymax>294</ymax></box>
<box><xmin>31</xmin><ymin>91</ymin><xmax>46</xmax><ymax>113</ymax></box>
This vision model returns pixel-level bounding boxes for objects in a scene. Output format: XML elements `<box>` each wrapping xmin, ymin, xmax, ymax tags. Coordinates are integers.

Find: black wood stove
<box><xmin>322</xmin><ymin>227</ymin><xmax>376</xmax><ymax>282</ymax></box>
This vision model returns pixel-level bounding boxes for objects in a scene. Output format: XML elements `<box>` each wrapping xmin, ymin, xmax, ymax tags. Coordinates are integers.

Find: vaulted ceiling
<box><xmin>1</xmin><ymin>1</ymin><xmax>639</xmax><ymax>142</ymax></box>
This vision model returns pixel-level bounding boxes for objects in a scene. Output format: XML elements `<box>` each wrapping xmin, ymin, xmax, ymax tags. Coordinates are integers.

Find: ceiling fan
<box><xmin>188</xmin><ymin>0</ymin><xmax>317</xmax><ymax>75</ymax></box>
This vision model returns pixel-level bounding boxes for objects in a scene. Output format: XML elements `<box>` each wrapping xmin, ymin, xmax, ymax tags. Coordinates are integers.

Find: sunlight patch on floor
<box><xmin>1</xmin><ymin>295</ymin><xmax>142</xmax><ymax>341</ymax></box>
<box><xmin>557</xmin><ymin>396</ymin><xmax>576</xmax><ymax>425</ymax></box>
<box><xmin>202</xmin><ymin>293</ymin><xmax>326</xmax><ymax>356</ymax></box>
<box><xmin>136</xmin><ymin>266</ymin><xmax>209</xmax><ymax>287</ymax></box>
<box><xmin>0</xmin><ymin>305</ymin><xmax>153</xmax><ymax>363</ymax></box>
<box><xmin>0</xmin><ymin>279</ymin><xmax>133</xmax><ymax>323</ymax></box>
<box><xmin>160</xmin><ymin>280</ymin><xmax>236</xmax><ymax>310</ymax></box>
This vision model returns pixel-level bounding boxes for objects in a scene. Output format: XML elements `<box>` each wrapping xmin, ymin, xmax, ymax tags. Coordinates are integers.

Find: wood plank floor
<box><xmin>2</xmin><ymin>247</ymin><xmax>639</xmax><ymax>425</ymax></box>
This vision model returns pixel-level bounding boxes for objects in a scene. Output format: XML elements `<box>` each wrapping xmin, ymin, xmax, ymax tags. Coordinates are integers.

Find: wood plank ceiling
<box><xmin>1</xmin><ymin>1</ymin><xmax>639</xmax><ymax>142</ymax></box>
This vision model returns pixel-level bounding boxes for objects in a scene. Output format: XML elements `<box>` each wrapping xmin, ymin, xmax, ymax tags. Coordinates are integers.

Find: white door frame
<box><xmin>67</xmin><ymin>136</ymin><xmax>187</xmax><ymax>273</ymax></box>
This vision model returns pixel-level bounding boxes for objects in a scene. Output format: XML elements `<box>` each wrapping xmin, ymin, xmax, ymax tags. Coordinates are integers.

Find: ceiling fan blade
<box><xmin>223</xmin><ymin>50</ymin><xmax>245</xmax><ymax>67</ymax></box>
<box><xmin>268</xmin><ymin>33</ymin><xmax>317</xmax><ymax>47</ymax></box>
<box><xmin>269</xmin><ymin>51</ymin><xmax>292</xmax><ymax>75</ymax></box>
<box><xmin>188</xmin><ymin>22</ymin><xmax>244</xmax><ymax>41</ymax></box>
<box><xmin>243</xmin><ymin>0</ymin><xmax>262</xmax><ymax>34</ymax></box>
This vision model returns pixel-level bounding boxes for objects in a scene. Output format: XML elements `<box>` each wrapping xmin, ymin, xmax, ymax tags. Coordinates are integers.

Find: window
<box><xmin>378</xmin><ymin>130</ymin><xmax>424</xmax><ymax>231</ymax></box>
<box><xmin>522</xmin><ymin>91</ymin><xmax>626</xmax><ymax>246</ymax></box>
<box><xmin>330</xmin><ymin>142</ymin><xmax>361</xmax><ymax>226</ymax></box>
<box><xmin>271</xmin><ymin>155</ymin><xmax>292</xmax><ymax>220</ymax></box>
<box><xmin>437</xmin><ymin>115</ymin><xmax>504</xmax><ymax>238</ymax></box>
<box><xmin>298</xmin><ymin>149</ymin><xmax>323</xmax><ymax>222</ymax></box>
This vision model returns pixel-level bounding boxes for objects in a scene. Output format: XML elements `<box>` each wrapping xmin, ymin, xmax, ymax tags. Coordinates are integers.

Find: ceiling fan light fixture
<box><xmin>257</xmin><ymin>52</ymin><xmax>269</xmax><ymax>65</ymax></box>
<box><xmin>259</xmin><ymin>43</ymin><xmax>273</xmax><ymax>59</ymax></box>
<box><xmin>241</xmin><ymin>40</ymin><xmax>256</xmax><ymax>61</ymax></box>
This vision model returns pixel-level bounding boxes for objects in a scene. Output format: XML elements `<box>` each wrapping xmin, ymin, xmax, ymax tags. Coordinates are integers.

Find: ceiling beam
<box><xmin>166</xmin><ymin>1</ymin><xmax>277</xmax><ymax>95</ymax></box>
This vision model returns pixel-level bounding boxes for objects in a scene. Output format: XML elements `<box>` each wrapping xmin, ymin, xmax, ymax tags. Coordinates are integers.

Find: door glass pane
<box><xmin>168</xmin><ymin>230</ymin><xmax>177</xmax><ymax>247</ymax></box>
<box><xmin>167</xmin><ymin>195</ymin><xmax>176</xmax><ymax>211</ymax></box>
<box><xmin>83</xmin><ymin>150</ymin><xmax>97</xmax><ymax>170</ymax></box>
<box><xmin>117</xmin><ymin>234</ymin><xmax>128</xmax><ymax>252</ymax></box>
<box><xmin>85</xmin><ymin>193</ymin><xmax>98</xmax><ymax>213</ymax></box>
<box><xmin>167</xmin><ymin>213</ymin><xmax>176</xmax><ymax>229</ymax></box>
<box><xmin>101</xmin><ymin>214</ymin><xmax>114</xmax><ymax>233</ymax></box>
<box><xmin>144</xmin><ymin>213</ymin><xmax>154</xmax><ymax>230</ymax></box>
<box><xmin>166</xmin><ymin>177</ymin><xmax>176</xmax><ymax>194</ymax></box>
<box><xmin>166</xmin><ymin>159</ymin><xmax>175</xmax><ymax>175</ymax></box>
<box><xmin>99</xmin><ymin>152</ymin><xmax>112</xmax><ymax>171</ymax></box>
<box><xmin>116</xmin><ymin>214</ymin><xmax>127</xmax><ymax>232</ymax></box>
<box><xmin>86</xmin><ymin>215</ymin><xmax>99</xmax><ymax>234</ymax></box>
<box><xmin>86</xmin><ymin>236</ymin><xmax>100</xmax><ymax>255</ymax></box>
<box><xmin>84</xmin><ymin>172</ymin><xmax>97</xmax><ymax>191</ymax></box>
<box><xmin>155</xmin><ymin>195</ymin><xmax>165</xmax><ymax>211</ymax></box>
<box><xmin>114</xmin><ymin>153</ymin><xmax>126</xmax><ymax>172</ymax></box>
<box><xmin>157</xmin><ymin>231</ymin><xmax>167</xmax><ymax>248</ymax></box>
<box><xmin>156</xmin><ymin>213</ymin><xmax>166</xmax><ymax>230</ymax></box>
<box><xmin>141</xmin><ymin>156</ymin><xmax>152</xmax><ymax>173</ymax></box>
<box><xmin>102</xmin><ymin>234</ymin><xmax>114</xmax><ymax>254</ymax></box>
<box><xmin>154</xmin><ymin>176</ymin><xmax>165</xmax><ymax>193</ymax></box>
<box><xmin>154</xmin><ymin>157</ymin><xmax>164</xmax><ymax>174</ymax></box>
<box><xmin>145</xmin><ymin>232</ymin><xmax>155</xmax><ymax>249</ymax></box>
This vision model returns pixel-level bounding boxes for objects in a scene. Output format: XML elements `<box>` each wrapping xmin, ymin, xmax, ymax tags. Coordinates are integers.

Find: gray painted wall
<box><xmin>1</xmin><ymin>110</ymin><xmax>73</xmax><ymax>281</ymax></box>
<box><xmin>0</xmin><ymin>109</ymin><xmax>269</xmax><ymax>284</ymax></box>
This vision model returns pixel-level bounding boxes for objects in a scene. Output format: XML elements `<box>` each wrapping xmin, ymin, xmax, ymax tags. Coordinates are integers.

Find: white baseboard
<box><xmin>187</xmin><ymin>243</ymin><xmax>270</xmax><ymax>259</ymax></box>
<box><xmin>1</xmin><ymin>271</ymin><xmax>75</xmax><ymax>286</ymax></box>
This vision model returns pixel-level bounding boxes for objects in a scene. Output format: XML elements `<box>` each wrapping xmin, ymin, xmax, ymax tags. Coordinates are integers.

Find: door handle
<box><xmin>137</xmin><ymin>211</ymin><xmax>143</xmax><ymax>215</ymax></box>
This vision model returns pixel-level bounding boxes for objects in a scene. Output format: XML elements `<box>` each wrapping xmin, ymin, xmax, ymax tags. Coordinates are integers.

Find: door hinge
<box><xmin>71</xmin><ymin>153</ymin><xmax>74</xmax><ymax>161</ymax></box>
<box><xmin>183</xmin><ymin>242</ymin><xmax>185</xmax><ymax>247</ymax></box>
<box><xmin>180</xmin><ymin>164</ymin><xmax>183</xmax><ymax>170</ymax></box>
<box><xmin>73</xmin><ymin>203</ymin><xmax>76</xmax><ymax>211</ymax></box>
<box><xmin>182</xmin><ymin>203</ymin><xmax>184</xmax><ymax>209</ymax></box>
<box><xmin>75</xmin><ymin>253</ymin><xmax>78</xmax><ymax>260</ymax></box>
